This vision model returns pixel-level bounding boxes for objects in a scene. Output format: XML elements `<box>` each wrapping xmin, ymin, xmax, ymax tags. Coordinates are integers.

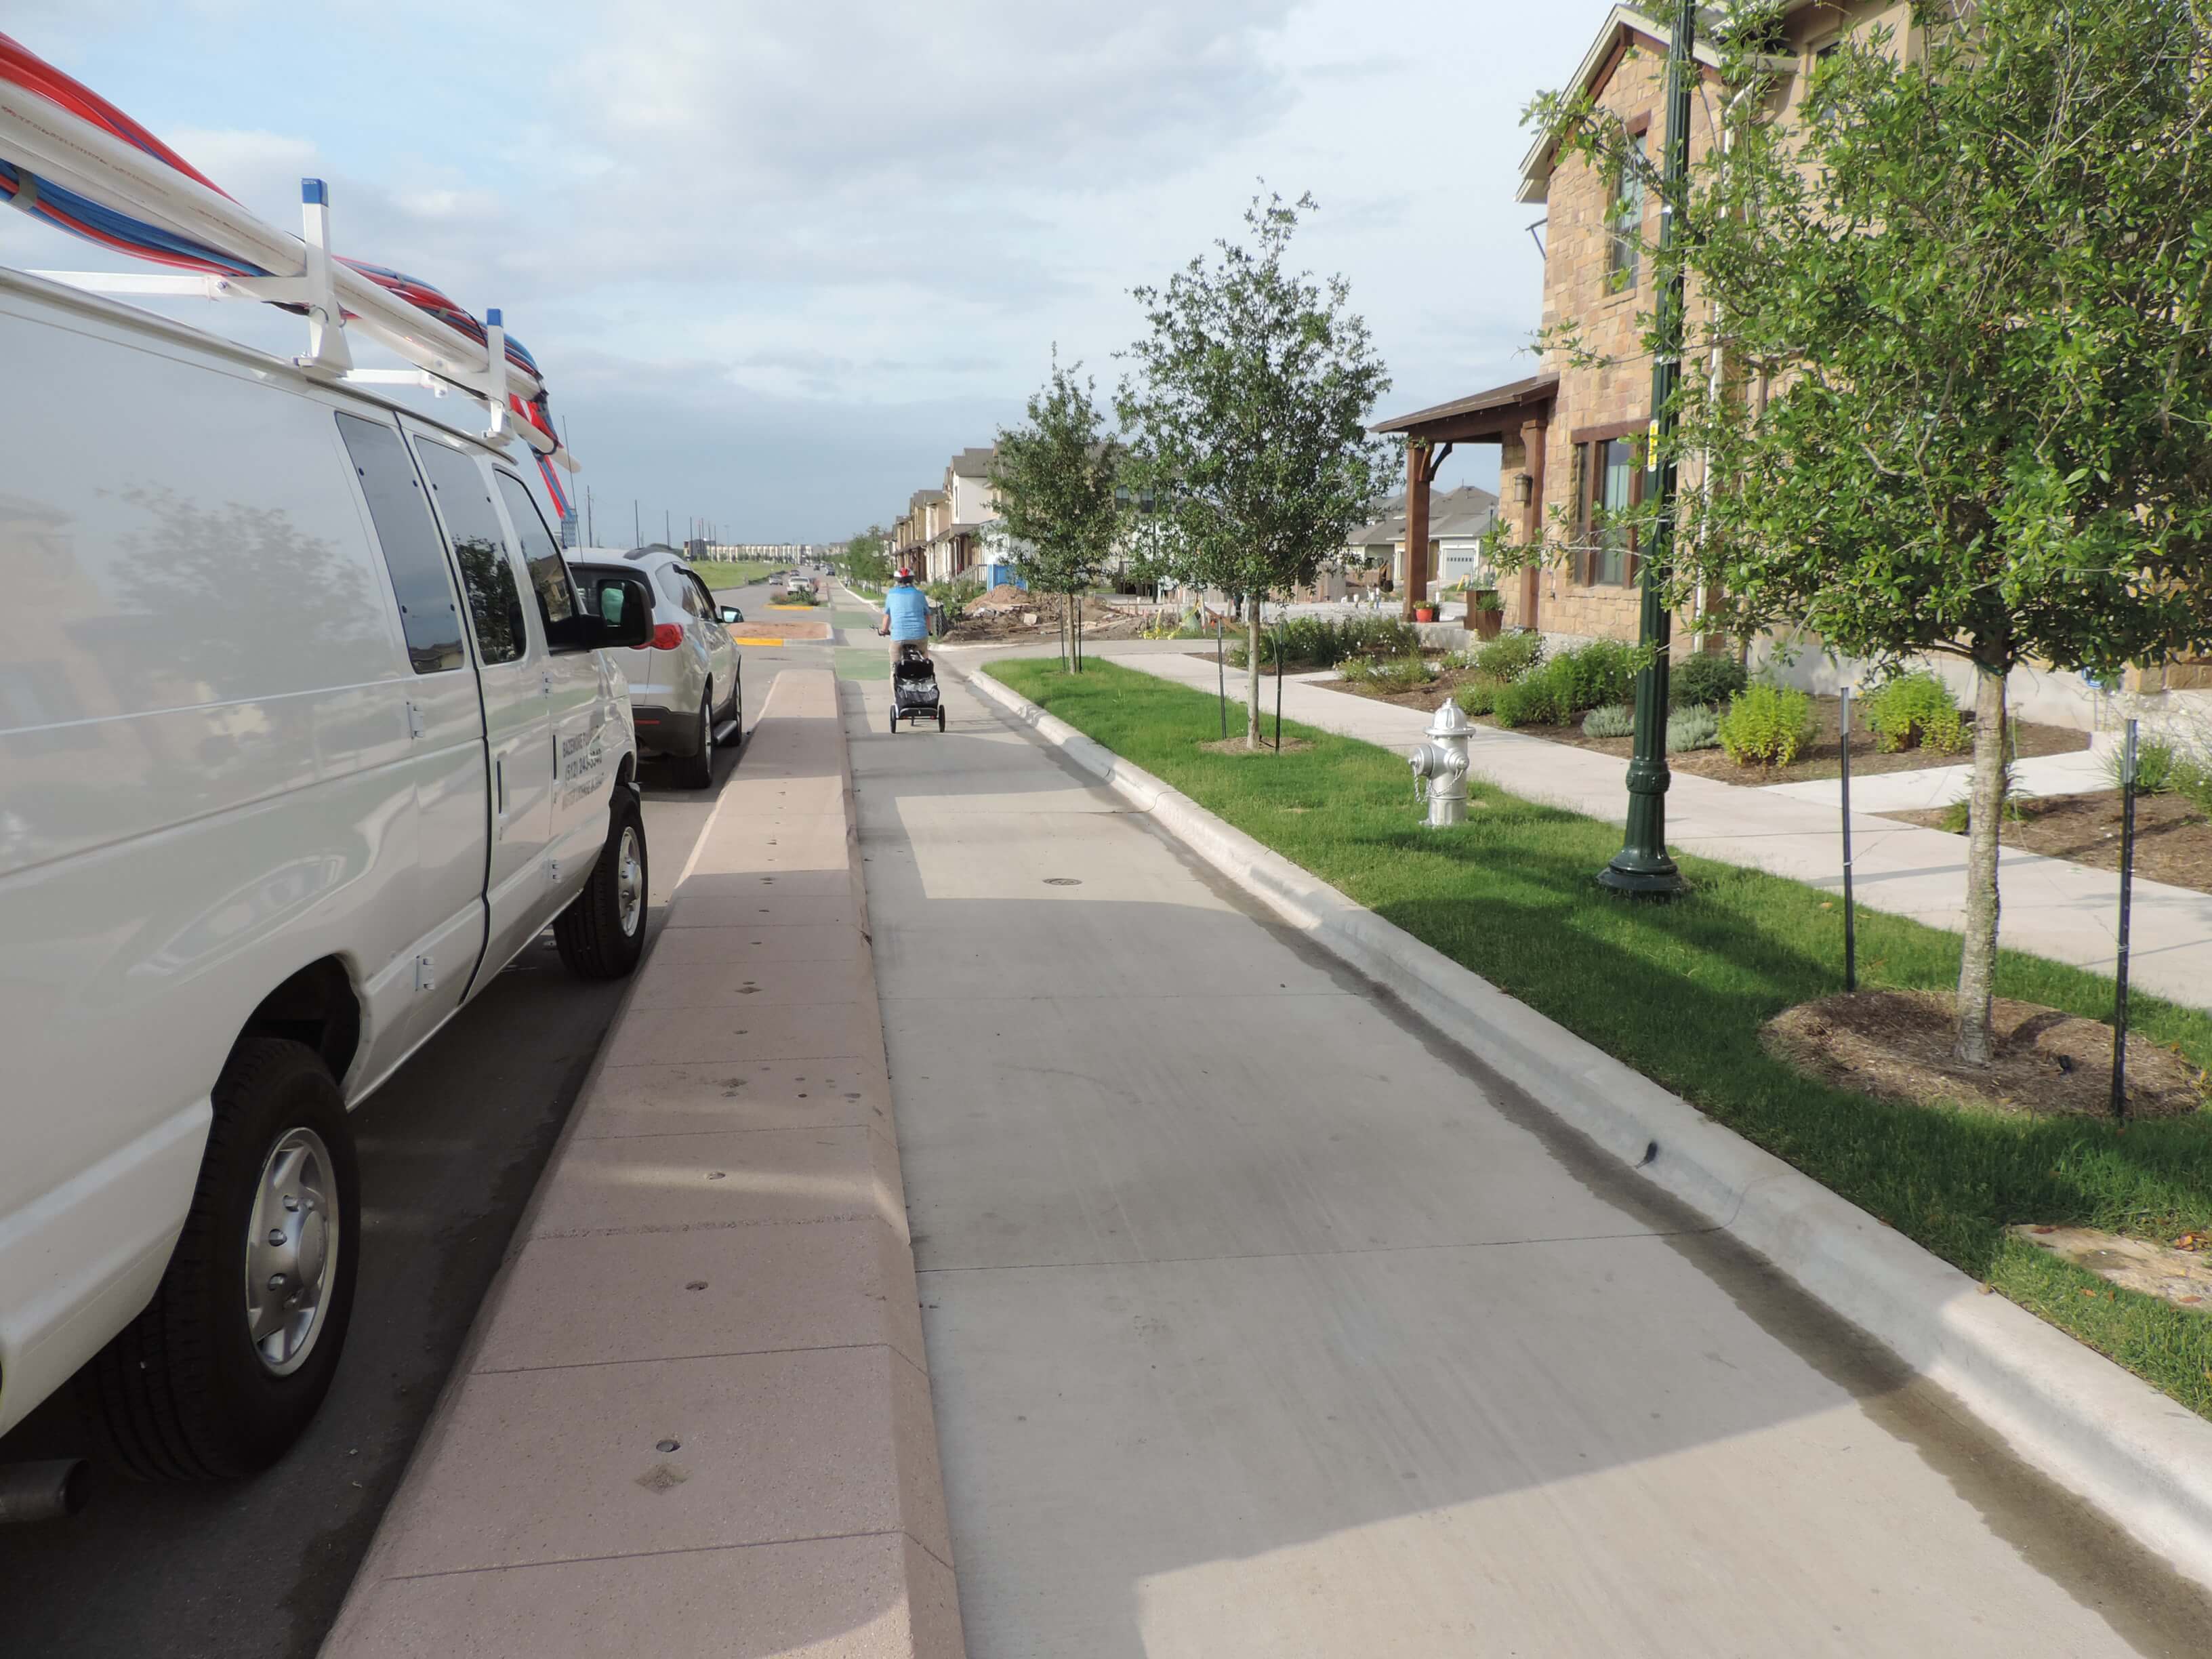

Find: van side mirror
<box><xmin>589</xmin><ymin>575</ymin><xmax>657</xmax><ymax>649</ymax></box>
<box><xmin>717</xmin><ymin>605</ymin><xmax>744</xmax><ymax>625</ymax></box>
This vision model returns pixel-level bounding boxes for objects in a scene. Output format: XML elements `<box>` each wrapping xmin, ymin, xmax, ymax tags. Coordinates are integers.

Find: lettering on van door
<box><xmin>556</xmin><ymin>720</ymin><xmax>607</xmax><ymax>806</ymax></box>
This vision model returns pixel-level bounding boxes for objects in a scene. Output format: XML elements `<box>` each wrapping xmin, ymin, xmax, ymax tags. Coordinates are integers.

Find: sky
<box><xmin>1</xmin><ymin>0</ymin><xmax>1604</xmax><ymax>544</ymax></box>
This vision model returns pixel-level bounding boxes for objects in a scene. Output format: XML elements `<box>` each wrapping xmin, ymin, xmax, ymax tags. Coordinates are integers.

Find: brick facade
<box><xmin>1502</xmin><ymin>24</ymin><xmax>1719</xmax><ymax>648</ymax></box>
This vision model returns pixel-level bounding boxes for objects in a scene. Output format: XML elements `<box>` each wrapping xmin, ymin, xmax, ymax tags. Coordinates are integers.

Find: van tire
<box><xmin>554</xmin><ymin>789</ymin><xmax>649</xmax><ymax>979</ymax></box>
<box><xmin>674</xmin><ymin>691</ymin><xmax>714</xmax><ymax>789</ymax></box>
<box><xmin>84</xmin><ymin>1039</ymin><xmax>359</xmax><ymax>1480</ymax></box>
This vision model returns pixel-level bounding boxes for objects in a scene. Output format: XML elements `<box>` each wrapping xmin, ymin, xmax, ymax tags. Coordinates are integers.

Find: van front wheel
<box><xmin>85</xmin><ymin>1038</ymin><xmax>359</xmax><ymax>1479</ymax></box>
<box><xmin>554</xmin><ymin>788</ymin><xmax>649</xmax><ymax>979</ymax></box>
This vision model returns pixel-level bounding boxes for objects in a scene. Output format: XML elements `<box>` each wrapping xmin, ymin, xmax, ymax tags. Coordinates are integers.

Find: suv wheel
<box><xmin>554</xmin><ymin>788</ymin><xmax>649</xmax><ymax>979</ymax></box>
<box><xmin>674</xmin><ymin>690</ymin><xmax>714</xmax><ymax>789</ymax></box>
<box><xmin>84</xmin><ymin>1039</ymin><xmax>359</xmax><ymax>1479</ymax></box>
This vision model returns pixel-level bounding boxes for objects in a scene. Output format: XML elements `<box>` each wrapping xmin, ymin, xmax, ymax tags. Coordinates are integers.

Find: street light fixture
<box><xmin>1599</xmin><ymin>0</ymin><xmax>1694</xmax><ymax>899</ymax></box>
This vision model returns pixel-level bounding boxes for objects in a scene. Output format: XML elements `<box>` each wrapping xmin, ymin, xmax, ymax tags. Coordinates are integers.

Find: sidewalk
<box><xmin>323</xmin><ymin>669</ymin><xmax>960</xmax><ymax>1659</ymax></box>
<box><xmin>1086</xmin><ymin>647</ymin><xmax>2212</xmax><ymax>1012</ymax></box>
<box><xmin>847</xmin><ymin>661</ymin><xmax>2209</xmax><ymax>1656</ymax></box>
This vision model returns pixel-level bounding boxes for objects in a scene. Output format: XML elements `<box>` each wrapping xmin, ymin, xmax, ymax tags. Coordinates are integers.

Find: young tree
<box><xmin>1532</xmin><ymin>0</ymin><xmax>2212</xmax><ymax>1063</ymax></box>
<box><xmin>843</xmin><ymin>527</ymin><xmax>891</xmax><ymax>591</ymax></box>
<box><xmin>991</xmin><ymin>354</ymin><xmax>1123</xmax><ymax>672</ymax></box>
<box><xmin>1118</xmin><ymin>192</ymin><xmax>1393</xmax><ymax>746</ymax></box>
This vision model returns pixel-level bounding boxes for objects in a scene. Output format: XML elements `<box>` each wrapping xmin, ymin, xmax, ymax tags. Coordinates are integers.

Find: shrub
<box><xmin>1671</xmin><ymin>652</ymin><xmax>1748</xmax><ymax>710</ymax></box>
<box><xmin>1717</xmin><ymin>684</ymin><xmax>1819</xmax><ymax>767</ymax></box>
<box><xmin>1492</xmin><ymin>667</ymin><xmax>1571</xmax><ymax>728</ymax></box>
<box><xmin>1865</xmin><ymin>671</ymin><xmax>1966</xmax><ymax>753</ymax></box>
<box><xmin>1582</xmin><ymin>703</ymin><xmax>1635</xmax><ymax>739</ymax></box>
<box><xmin>1666</xmin><ymin>705</ymin><xmax>1721</xmax><ymax>753</ymax></box>
<box><xmin>1338</xmin><ymin>615</ymin><xmax>1422</xmax><ymax>661</ymax></box>
<box><xmin>1368</xmin><ymin>655</ymin><xmax>1437</xmax><ymax>694</ymax></box>
<box><xmin>2106</xmin><ymin>737</ymin><xmax>2177</xmax><ymax>794</ymax></box>
<box><xmin>1551</xmin><ymin>640</ymin><xmax>1639</xmax><ymax>711</ymax></box>
<box><xmin>1334</xmin><ymin>654</ymin><xmax>1378</xmax><ymax>685</ymax></box>
<box><xmin>1455</xmin><ymin>675</ymin><xmax>1504</xmax><ymax>716</ymax></box>
<box><xmin>2173</xmin><ymin>756</ymin><xmax>2212</xmax><ymax>817</ymax></box>
<box><xmin>1473</xmin><ymin>629</ymin><xmax>1545</xmax><ymax>683</ymax></box>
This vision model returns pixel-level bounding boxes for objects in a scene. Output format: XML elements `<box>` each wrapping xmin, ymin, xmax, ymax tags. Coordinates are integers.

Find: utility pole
<box><xmin>633</xmin><ymin>499</ymin><xmax>641</xmax><ymax>547</ymax></box>
<box><xmin>665</xmin><ymin>509</ymin><xmax>672</xmax><ymax>546</ymax></box>
<box><xmin>1599</xmin><ymin>0</ymin><xmax>1694</xmax><ymax>899</ymax></box>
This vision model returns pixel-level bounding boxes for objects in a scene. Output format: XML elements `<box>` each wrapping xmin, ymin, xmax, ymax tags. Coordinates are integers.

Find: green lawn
<box><xmin>689</xmin><ymin>558</ymin><xmax>779</xmax><ymax>590</ymax></box>
<box><xmin>986</xmin><ymin>657</ymin><xmax>2212</xmax><ymax>1416</ymax></box>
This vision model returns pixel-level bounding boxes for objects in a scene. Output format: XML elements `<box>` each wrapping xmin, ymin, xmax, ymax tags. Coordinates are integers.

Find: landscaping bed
<box><xmin>983</xmin><ymin>655</ymin><xmax>2212</xmax><ymax>1418</ymax></box>
<box><xmin>1885</xmin><ymin>789</ymin><xmax>2212</xmax><ymax>895</ymax></box>
<box><xmin>1324</xmin><ymin>665</ymin><xmax>2088</xmax><ymax>784</ymax></box>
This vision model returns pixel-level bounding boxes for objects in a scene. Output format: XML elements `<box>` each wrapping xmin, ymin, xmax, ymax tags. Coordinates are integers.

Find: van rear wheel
<box><xmin>84</xmin><ymin>1038</ymin><xmax>359</xmax><ymax>1480</ymax></box>
<box><xmin>554</xmin><ymin>788</ymin><xmax>649</xmax><ymax>979</ymax></box>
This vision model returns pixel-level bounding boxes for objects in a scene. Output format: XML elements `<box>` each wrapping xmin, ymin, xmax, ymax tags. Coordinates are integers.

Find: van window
<box><xmin>335</xmin><ymin>413</ymin><xmax>466</xmax><ymax>673</ymax></box>
<box><xmin>415</xmin><ymin>441</ymin><xmax>527</xmax><ymax>665</ymax></box>
<box><xmin>494</xmin><ymin>472</ymin><xmax>577</xmax><ymax>629</ymax></box>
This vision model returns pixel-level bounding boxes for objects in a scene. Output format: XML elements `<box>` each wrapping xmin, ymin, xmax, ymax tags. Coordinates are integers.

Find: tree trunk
<box><xmin>1246</xmin><ymin>607</ymin><xmax>1263</xmax><ymax>747</ymax></box>
<box><xmin>1954</xmin><ymin>661</ymin><xmax>2008</xmax><ymax>1065</ymax></box>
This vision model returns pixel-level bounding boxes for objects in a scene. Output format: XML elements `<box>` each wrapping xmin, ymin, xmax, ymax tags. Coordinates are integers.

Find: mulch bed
<box><xmin>1322</xmin><ymin>675</ymin><xmax>2089</xmax><ymax>785</ymax></box>
<box><xmin>1763</xmin><ymin>989</ymin><xmax>2208</xmax><ymax>1120</ymax></box>
<box><xmin>1198</xmin><ymin>735</ymin><xmax>1315</xmax><ymax>756</ymax></box>
<box><xmin>1884</xmin><ymin>789</ymin><xmax>2212</xmax><ymax>895</ymax></box>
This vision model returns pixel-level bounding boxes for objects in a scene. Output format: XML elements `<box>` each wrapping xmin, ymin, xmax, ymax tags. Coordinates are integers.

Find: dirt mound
<box><xmin>943</xmin><ymin>594</ymin><xmax>1156</xmax><ymax>644</ymax></box>
<box><xmin>968</xmin><ymin>583</ymin><xmax>1031</xmax><ymax>613</ymax></box>
<box><xmin>1762</xmin><ymin>989</ymin><xmax>2207</xmax><ymax>1120</ymax></box>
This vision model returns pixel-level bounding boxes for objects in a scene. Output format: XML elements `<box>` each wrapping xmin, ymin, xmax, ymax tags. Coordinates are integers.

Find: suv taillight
<box><xmin>650</xmin><ymin>623</ymin><xmax>684</xmax><ymax>651</ymax></box>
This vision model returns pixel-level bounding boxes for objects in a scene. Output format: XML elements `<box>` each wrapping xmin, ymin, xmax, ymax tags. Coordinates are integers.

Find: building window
<box><xmin>1608</xmin><ymin>131</ymin><xmax>1646</xmax><ymax>293</ymax></box>
<box><xmin>1586</xmin><ymin>437</ymin><xmax>1639</xmax><ymax>587</ymax></box>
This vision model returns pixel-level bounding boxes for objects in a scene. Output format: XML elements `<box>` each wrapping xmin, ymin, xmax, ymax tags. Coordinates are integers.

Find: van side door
<box><xmin>493</xmin><ymin>470</ymin><xmax>616</xmax><ymax>877</ymax></box>
<box><xmin>333</xmin><ymin>413</ymin><xmax>487</xmax><ymax>1074</ymax></box>
<box><xmin>409</xmin><ymin>432</ymin><xmax>553</xmax><ymax>977</ymax></box>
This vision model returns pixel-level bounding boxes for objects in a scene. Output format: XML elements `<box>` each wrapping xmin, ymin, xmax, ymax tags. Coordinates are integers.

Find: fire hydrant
<box><xmin>1408</xmin><ymin>700</ymin><xmax>1473</xmax><ymax>827</ymax></box>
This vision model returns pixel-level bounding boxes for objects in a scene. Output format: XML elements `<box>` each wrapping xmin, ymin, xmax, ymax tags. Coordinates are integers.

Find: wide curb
<box><xmin>960</xmin><ymin>658</ymin><xmax>2212</xmax><ymax>1597</ymax></box>
<box><xmin>321</xmin><ymin>670</ymin><xmax>962</xmax><ymax>1659</ymax></box>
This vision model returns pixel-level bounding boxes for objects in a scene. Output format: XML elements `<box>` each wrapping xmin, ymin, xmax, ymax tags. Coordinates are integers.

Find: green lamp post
<box><xmin>1599</xmin><ymin>0</ymin><xmax>1696</xmax><ymax>899</ymax></box>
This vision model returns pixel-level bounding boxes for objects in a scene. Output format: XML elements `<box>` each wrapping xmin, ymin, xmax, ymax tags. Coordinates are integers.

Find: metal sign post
<box><xmin>1840</xmin><ymin>684</ymin><xmax>1858</xmax><ymax>992</ymax></box>
<box><xmin>1216</xmin><ymin>613</ymin><xmax>1229</xmax><ymax>739</ymax></box>
<box><xmin>2112</xmin><ymin>718</ymin><xmax>2139</xmax><ymax>1120</ymax></box>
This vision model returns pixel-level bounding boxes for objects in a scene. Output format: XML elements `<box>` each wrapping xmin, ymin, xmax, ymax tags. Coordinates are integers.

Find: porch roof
<box><xmin>1370</xmin><ymin>373</ymin><xmax>1559</xmax><ymax>445</ymax></box>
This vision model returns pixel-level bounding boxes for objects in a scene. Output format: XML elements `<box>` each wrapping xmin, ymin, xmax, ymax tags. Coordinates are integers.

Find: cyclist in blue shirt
<box><xmin>879</xmin><ymin>567</ymin><xmax>930</xmax><ymax>668</ymax></box>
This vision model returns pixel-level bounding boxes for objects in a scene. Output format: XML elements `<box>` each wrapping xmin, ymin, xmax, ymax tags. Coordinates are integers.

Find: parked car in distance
<box><xmin>565</xmin><ymin>545</ymin><xmax>741</xmax><ymax>789</ymax></box>
<box><xmin>0</xmin><ymin>266</ymin><xmax>659</xmax><ymax>1478</ymax></box>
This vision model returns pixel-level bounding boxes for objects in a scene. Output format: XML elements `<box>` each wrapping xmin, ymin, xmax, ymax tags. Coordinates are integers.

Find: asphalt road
<box><xmin>0</xmin><ymin>580</ymin><xmax>814</xmax><ymax>1659</ymax></box>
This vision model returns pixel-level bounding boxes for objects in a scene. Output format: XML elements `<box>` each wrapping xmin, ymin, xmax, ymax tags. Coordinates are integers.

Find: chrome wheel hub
<box><xmin>244</xmin><ymin>1128</ymin><xmax>337</xmax><ymax>1376</ymax></box>
<box><xmin>617</xmin><ymin>825</ymin><xmax>644</xmax><ymax>937</ymax></box>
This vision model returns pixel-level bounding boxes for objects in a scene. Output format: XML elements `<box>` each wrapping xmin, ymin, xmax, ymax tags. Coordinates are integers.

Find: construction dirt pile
<box><xmin>943</xmin><ymin>594</ymin><xmax>1158</xmax><ymax>644</ymax></box>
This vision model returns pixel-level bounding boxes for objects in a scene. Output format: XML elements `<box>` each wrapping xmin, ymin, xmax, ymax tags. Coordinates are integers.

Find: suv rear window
<box><xmin>494</xmin><ymin>472</ymin><xmax>578</xmax><ymax>630</ymax></box>
<box><xmin>335</xmin><ymin>413</ymin><xmax>465</xmax><ymax>674</ymax></box>
<box><xmin>414</xmin><ymin>440</ymin><xmax>527</xmax><ymax>665</ymax></box>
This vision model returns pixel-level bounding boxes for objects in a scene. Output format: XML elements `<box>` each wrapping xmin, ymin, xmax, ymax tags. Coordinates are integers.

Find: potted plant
<box><xmin>1467</xmin><ymin>587</ymin><xmax>1504</xmax><ymax>638</ymax></box>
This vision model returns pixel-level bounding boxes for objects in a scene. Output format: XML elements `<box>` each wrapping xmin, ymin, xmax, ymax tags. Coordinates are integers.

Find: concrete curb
<box><xmin>322</xmin><ymin>670</ymin><xmax>962</xmax><ymax>1659</ymax></box>
<box><xmin>961</xmin><ymin>659</ymin><xmax>2212</xmax><ymax>1597</ymax></box>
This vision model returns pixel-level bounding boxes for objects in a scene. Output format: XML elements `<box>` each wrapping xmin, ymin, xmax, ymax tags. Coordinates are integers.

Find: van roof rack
<box><xmin>0</xmin><ymin>30</ymin><xmax>575</xmax><ymax>514</ymax></box>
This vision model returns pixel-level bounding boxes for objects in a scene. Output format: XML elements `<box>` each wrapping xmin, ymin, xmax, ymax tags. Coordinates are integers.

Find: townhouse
<box><xmin>1371</xmin><ymin>1</ymin><xmax>2208</xmax><ymax>732</ymax></box>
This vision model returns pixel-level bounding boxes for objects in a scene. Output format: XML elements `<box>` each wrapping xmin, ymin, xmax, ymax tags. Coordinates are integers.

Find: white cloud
<box><xmin>1</xmin><ymin>0</ymin><xmax>1605</xmax><ymax>537</ymax></box>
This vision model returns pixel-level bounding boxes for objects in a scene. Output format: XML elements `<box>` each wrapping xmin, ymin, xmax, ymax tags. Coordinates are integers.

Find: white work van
<box><xmin>0</xmin><ymin>268</ymin><xmax>659</xmax><ymax>1478</ymax></box>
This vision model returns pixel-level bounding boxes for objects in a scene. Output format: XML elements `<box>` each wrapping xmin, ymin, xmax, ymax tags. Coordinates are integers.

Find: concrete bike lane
<box><xmin>848</xmin><ymin>659</ymin><xmax>2212</xmax><ymax>1658</ymax></box>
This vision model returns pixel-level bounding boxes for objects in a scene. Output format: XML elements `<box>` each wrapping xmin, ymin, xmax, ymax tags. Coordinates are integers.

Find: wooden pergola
<box><xmin>1371</xmin><ymin>373</ymin><xmax>1559</xmax><ymax>624</ymax></box>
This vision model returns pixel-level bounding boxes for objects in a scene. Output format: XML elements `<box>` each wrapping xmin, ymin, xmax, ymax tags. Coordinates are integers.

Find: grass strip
<box><xmin>689</xmin><ymin>558</ymin><xmax>779</xmax><ymax>590</ymax></box>
<box><xmin>987</xmin><ymin>657</ymin><xmax>2212</xmax><ymax>1417</ymax></box>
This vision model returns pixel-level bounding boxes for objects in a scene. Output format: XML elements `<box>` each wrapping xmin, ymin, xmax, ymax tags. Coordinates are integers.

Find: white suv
<box><xmin>0</xmin><ymin>267</ymin><xmax>657</xmax><ymax>1477</ymax></box>
<box><xmin>566</xmin><ymin>546</ymin><xmax>741</xmax><ymax>788</ymax></box>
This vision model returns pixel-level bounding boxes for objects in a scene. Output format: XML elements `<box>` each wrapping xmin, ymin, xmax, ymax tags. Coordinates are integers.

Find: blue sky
<box><xmin>3</xmin><ymin>1</ymin><xmax>1603</xmax><ymax>542</ymax></box>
